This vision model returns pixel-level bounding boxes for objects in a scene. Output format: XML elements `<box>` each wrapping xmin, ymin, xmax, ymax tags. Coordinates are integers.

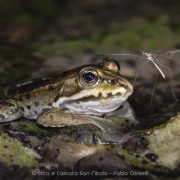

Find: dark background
<box><xmin>0</xmin><ymin>0</ymin><xmax>180</xmax><ymax>83</ymax></box>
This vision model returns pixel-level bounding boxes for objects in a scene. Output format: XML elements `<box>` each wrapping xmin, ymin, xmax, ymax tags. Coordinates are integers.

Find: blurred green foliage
<box><xmin>36</xmin><ymin>17</ymin><xmax>180</xmax><ymax>57</ymax></box>
<box><xmin>0</xmin><ymin>0</ymin><xmax>180</xmax><ymax>54</ymax></box>
<box><xmin>0</xmin><ymin>0</ymin><xmax>180</xmax><ymax>73</ymax></box>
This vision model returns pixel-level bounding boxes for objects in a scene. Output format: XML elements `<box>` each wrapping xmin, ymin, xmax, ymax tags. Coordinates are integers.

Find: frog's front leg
<box><xmin>37</xmin><ymin>109</ymin><xmax>127</xmax><ymax>143</ymax></box>
<box><xmin>0</xmin><ymin>99</ymin><xmax>22</xmax><ymax>122</ymax></box>
<box><xmin>37</xmin><ymin>108</ymin><xmax>108</xmax><ymax>131</ymax></box>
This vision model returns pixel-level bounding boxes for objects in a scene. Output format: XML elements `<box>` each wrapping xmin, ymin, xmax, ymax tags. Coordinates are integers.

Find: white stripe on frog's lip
<box><xmin>53</xmin><ymin>87</ymin><xmax>127</xmax><ymax>108</ymax></box>
<box><xmin>62</xmin><ymin>95</ymin><xmax>129</xmax><ymax>116</ymax></box>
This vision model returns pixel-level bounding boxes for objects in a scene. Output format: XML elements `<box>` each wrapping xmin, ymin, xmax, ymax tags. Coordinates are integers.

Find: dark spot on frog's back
<box><xmin>26</xmin><ymin>105</ymin><xmax>31</xmax><ymax>109</ymax></box>
<box><xmin>106</xmin><ymin>92</ymin><xmax>112</xmax><ymax>97</ymax></box>
<box><xmin>34</xmin><ymin>101</ymin><xmax>39</xmax><ymax>106</ymax></box>
<box><xmin>18</xmin><ymin>96</ymin><xmax>23</xmax><ymax>102</ymax></box>
<box><xmin>118</xmin><ymin>83</ymin><xmax>128</xmax><ymax>89</ymax></box>
<box><xmin>111</xmin><ymin>79</ymin><xmax>118</xmax><ymax>84</ymax></box>
<box><xmin>47</xmin><ymin>85</ymin><xmax>55</xmax><ymax>91</ymax></box>
<box><xmin>48</xmin><ymin>102</ymin><xmax>52</xmax><ymax>106</ymax></box>
<box><xmin>25</xmin><ymin>94</ymin><xmax>31</xmax><ymax>100</ymax></box>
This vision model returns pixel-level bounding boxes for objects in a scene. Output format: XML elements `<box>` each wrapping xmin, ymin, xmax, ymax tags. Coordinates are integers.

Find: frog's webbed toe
<box><xmin>0</xmin><ymin>99</ymin><xmax>22</xmax><ymax>122</ymax></box>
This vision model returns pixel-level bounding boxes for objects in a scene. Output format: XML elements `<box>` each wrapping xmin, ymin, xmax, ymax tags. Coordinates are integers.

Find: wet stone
<box><xmin>145</xmin><ymin>153</ymin><xmax>158</xmax><ymax>162</ymax></box>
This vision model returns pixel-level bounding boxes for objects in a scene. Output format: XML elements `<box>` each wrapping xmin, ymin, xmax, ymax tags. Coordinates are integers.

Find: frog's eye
<box><xmin>80</xmin><ymin>70</ymin><xmax>98</xmax><ymax>86</ymax></box>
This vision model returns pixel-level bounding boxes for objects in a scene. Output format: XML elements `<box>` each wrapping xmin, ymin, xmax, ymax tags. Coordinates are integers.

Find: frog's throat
<box><xmin>53</xmin><ymin>86</ymin><xmax>131</xmax><ymax>108</ymax></box>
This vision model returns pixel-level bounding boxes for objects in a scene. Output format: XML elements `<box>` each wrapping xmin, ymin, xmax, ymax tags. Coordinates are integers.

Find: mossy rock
<box><xmin>114</xmin><ymin>114</ymin><xmax>180</xmax><ymax>173</ymax></box>
<box><xmin>0</xmin><ymin>132</ymin><xmax>41</xmax><ymax>168</ymax></box>
<box><xmin>19</xmin><ymin>120</ymin><xmax>49</xmax><ymax>136</ymax></box>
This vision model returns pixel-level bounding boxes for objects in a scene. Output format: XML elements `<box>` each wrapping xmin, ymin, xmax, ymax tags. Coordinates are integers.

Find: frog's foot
<box><xmin>0</xmin><ymin>99</ymin><xmax>22</xmax><ymax>122</ymax></box>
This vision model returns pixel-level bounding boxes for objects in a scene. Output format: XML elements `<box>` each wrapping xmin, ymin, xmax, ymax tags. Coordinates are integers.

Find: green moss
<box><xmin>114</xmin><ymin>114</ymin><xmax>180</xmax><ymax>172</ymax></box>
<box><xmin>0</xmin><ymin>132</ymin><xmax>40</xmax><ymax>167</ymax></box>
<box><xmin>115</xmin><ymin>147</ymin><xmax>167</xmax><ymax>173</ymax></box>
<box><xmin>146</xmin><ymin>114</ymin><xmax>180</xmax><ymax>170</ymax></box>
<box><xmin>20</xmin><ymin>121</ymin><xmax>49</xmax><ymax>135</ymax></box>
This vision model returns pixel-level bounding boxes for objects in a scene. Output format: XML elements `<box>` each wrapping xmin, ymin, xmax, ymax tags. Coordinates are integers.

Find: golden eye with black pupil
<box><xmin>80</xmin><ymin>69</ymin><xmax>98</xmax><ymax>86</ymax></box>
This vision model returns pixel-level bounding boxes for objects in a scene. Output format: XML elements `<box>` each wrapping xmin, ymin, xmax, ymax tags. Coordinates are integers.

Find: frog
<box><xmin>0</xmin><ymin>58</ymin><xmax>134</xmax><ymax>131</ymax></box>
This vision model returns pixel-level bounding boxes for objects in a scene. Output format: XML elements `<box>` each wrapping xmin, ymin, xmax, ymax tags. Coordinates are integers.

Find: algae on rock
<box><xmin>114</xmin><ymin>114</ymin><xmax>180</xmax><ymax>172</ymax></box>
<box><xmin>0</xmin><ymin>132</ymin><xmax>41</xmax><ymax>168</ymax></box>
<box><xmin>146</xmin><ymin>114</ymin><xmax>180</xmax><ymax>170</ymax></box>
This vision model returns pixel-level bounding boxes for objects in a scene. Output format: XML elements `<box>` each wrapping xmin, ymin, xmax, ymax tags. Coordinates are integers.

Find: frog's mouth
<box><xmin>53</xmin><ymin>86</ymin><xmax>133</xmax><ymax>116</ymax></box>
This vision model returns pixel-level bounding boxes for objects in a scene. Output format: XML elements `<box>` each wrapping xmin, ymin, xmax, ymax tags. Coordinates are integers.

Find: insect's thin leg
<box><xmin>155</xmin><ymin>62</ymin><xmax>179</xmax><ymax>102</ymax></box>
<box><xmin>169</xmin><ymin>70</ymin><xmax>179</xmax><ymax>102</ymax></box>
<box><xmin>133</xmin><ymin>67</ymin><xmax>139</xmax><ymax>88</ymax></box>
<box><xmin>151</xmin><ymin>73</ymin><xmax>159</xmax><ymax>110</ymax></box>
<box><xmin>133</xmin><ymin>60</ymin><xmax>149</xmax><ymax>87</ymax></box>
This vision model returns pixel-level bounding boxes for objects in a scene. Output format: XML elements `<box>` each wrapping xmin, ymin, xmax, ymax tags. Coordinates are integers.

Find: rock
<box><xmin>75</xmin><ymin>151</ymin><xmax>131</xmax><ymax>173</ymax></box>
<box><xmin>43</xmin><ymin>135</ymin><xmax>112</xmax><ymax>169</ymax></box>
<box><xmin>0</xmin><ymin>132</ymin><xmax>41</xmax><ymax>168</ymax></box>
<box><xmin>146</xmin><ymin>114</ymin><xmax>180</xmax><ymax>170</ymax></box>
<box><xmin>114</xmin><ymin>114</ymin><xmax>180</xmax><ymax>174</ymax></box>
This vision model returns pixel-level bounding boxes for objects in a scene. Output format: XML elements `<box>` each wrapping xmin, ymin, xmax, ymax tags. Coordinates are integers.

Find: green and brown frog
<box><xmin>0</xmin><ymin>58</ymin><xmax>135</xmax><ymax>132</ymax></box>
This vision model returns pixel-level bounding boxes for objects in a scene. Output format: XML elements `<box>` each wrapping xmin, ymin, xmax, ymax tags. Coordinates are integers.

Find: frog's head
<box><xmin>53</xmin><ymin>58</ymin><xmax>133</xmax><ymax>115</ymax></box>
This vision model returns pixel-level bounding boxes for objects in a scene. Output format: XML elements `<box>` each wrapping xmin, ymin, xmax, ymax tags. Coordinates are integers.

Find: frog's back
<box><xmin>3</xmin><ymin>74</ymin><xmax>65</xmax><ymax>120</ymax></box>
<box><xmin>7</xmin><ymin>74</ymin><xmax>63</xmax><ymax>96</ymax></box>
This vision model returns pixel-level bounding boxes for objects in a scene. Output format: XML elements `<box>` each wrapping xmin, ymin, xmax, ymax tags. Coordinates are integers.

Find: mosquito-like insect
<box><xmin>98</xmin><ymin>50</ymin><xmax>180</xmax><ymax>103</ymax></box>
